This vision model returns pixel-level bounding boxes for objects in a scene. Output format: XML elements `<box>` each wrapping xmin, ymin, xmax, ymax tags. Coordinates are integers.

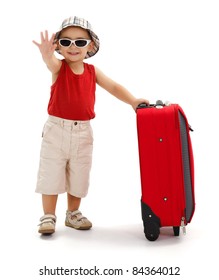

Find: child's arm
<box><xmin>33</xmin><ymin>30</ymin><xmax>62</xmax><ymax>74</ymax></box>
<box><xmin>95</xmin><ymin>67</ymin><xmax>149</xmax><ymax>111</ymax></box>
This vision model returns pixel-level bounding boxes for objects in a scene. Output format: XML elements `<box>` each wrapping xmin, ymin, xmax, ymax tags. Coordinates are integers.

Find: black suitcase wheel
<box><xmin>145</xmin><ymin>225</ymin><xmax>160</xmax><ymax>241</ymax></box>
<box><xmin>173</xmin><ymin>226</ymin><xmax>180</xmax><ymax>236</ymax></box>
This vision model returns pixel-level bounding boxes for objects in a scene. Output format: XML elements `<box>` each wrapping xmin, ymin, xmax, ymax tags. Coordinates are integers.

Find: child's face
<box><xmin>57</xmin><ymin>26</ymin><xmax>94</xmax><ymax>61</ymax></box>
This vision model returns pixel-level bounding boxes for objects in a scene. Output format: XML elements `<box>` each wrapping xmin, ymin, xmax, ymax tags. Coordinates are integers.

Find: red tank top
<box><xmin>48</xmin><ymin>60</ymin><xmax>96</xmax><ymax>120</ymax></box>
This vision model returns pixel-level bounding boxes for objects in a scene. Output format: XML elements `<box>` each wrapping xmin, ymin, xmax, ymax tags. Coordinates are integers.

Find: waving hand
<box><xmin>33</xmin><ymin>30</ymin><xmax>61</xmax><ymax>74</ymax></box>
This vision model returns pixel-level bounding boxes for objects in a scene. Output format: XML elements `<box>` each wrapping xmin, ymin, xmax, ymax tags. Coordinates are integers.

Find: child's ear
<box><xmin>88</xmin><ymin>41</ymin><xmax>95</xmax><ymax>52</ymax></box>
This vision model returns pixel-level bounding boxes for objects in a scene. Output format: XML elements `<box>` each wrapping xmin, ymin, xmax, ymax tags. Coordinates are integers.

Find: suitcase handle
<box><xmin>137</xmin><ymin>103</ymin><xmax>159</xmax><ymax>109</ymax></box>
<box><xmin>137</xmin><ymin>100</ymin><xmax>171</xmax><ymax>109</ymax></box>
<box><xmin>137</xmin><ymin>103</ymin><xmax>151</xmax><ymax>109</ymax></box>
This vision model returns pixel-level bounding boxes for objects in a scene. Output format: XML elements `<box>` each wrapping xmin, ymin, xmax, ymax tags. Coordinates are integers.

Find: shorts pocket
<box><xmin>77</xmin><ymin>125</ymin><xmax>93</xmax><ymax>163</ymax></box>
<box><xmin>42</xmin><ymin>121</ymin><xmax>55</xmax><ymax>139</ymax></box>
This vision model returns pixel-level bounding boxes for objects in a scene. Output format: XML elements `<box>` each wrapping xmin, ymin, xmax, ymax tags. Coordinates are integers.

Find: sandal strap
<box><xmin>66</xmin><ymin>210</ymin><xmax>87</xmax><ymax>222</ymax></box>
<box><xmin>38</xmin><ymin>214</ymin><xmax>56</xmax><ymax>226</ymax></box>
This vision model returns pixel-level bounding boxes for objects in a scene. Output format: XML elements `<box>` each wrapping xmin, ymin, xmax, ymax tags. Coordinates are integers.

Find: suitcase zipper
<box><xmin>181</xmin><ymin>217</ymin><xmax>186</xmax><ymax>235</ymax></box>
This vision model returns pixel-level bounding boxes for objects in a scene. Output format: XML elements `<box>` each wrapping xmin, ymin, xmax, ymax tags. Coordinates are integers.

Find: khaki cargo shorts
<box><xmin>36</xmin><ymin>116</ymin><xmax>93</xmax><ymax>197</ymax></box>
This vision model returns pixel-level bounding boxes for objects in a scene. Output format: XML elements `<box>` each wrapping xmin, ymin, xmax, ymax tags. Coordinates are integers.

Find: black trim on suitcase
<box><xmin>141</xmin><ymin>200</ymin><xmax>161</xmax><ymax>241</ymax></box>
<box><xmin>178</xmin><ymin>112</ymin><xmax>194</xmax><ymax>223</ymax></box>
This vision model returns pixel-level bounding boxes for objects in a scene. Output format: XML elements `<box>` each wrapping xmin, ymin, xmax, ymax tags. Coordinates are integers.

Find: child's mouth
<box><xmin>68</xmin><ymin>51</ymin><xmax>79</xmax><ymax>56</ymax></box>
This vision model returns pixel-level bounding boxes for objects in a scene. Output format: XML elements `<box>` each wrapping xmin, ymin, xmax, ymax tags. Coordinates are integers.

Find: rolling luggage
<box><xmin>136</xmin><ymin>101</ymin><xmax>195</xmax><ymax>241</ymax></box>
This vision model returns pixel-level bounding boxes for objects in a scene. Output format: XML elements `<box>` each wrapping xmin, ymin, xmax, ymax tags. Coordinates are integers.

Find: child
<box><xmin>33</xmin><ymin>16</ymin><xmax>149</xmax><ymax>235</ymax></box>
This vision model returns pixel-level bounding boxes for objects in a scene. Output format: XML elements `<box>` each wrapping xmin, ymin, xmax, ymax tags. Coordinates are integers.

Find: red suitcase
<box><xmin>136</xmin><ymin>101</ymin><xmax>195</xmax><ymax>241</ymax></box>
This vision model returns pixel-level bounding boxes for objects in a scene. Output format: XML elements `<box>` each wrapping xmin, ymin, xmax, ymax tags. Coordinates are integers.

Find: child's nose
<box><xmin>70</xmin><ymin>43</ymin><xmax>77</xmax><ymax>49</ymax></box>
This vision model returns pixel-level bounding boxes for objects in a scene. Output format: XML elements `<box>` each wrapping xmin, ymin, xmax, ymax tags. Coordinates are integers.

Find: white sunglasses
<box><xmin>59</xmin><ymin>38</ymin><xmax>91</xmax><ymax>48</ymax></box>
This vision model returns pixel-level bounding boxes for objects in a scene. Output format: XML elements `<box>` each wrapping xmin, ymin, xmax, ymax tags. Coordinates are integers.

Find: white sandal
<box><xmin>38</xmin><ymin>214</ymin><xmax>56</xmax><ymax>234</ymax></box>
<box><xmin>65</xmin><ymin>210</ymin><xmax>92</xmax><ymax>230</ymax></box>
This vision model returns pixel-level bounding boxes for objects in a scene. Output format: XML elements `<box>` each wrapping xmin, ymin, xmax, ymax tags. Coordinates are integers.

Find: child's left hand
<box><xmin>132</xmin><ymin>98</ymin><xmax>150</xmax><ymax>111</ymax></box>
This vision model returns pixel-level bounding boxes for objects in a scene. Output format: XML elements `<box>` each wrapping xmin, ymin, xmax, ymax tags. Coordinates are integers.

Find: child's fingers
<box><xmin>40</xmin><ymin>31</ymin><xmax>45</xmax><ymax>42</ymax></box>
<box><xmin>32</xmin><ymin>40</ymin><xmax>40</xmax><ymax>47</ymax></box>
<box><xmin>44</xmin><ymin>30</ymin><xmax>49</xmax><ymax>41</ymax></box>
<box><xmin>33</xmin><ymin>31</ymin><xmax>56</xmax><ymax>50</ymax></box>
<box><xmin>40</xmin><ymin>30</ymin><xmax>50</xmax><ymax>42</ymax></box>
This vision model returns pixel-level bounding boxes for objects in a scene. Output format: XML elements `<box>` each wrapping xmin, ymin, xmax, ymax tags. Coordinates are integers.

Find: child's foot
<box><xmin>65</xmin><ymin>210</ymin><xmax>92</xmax><ymax>230</ymax></box>
<box><xmin>38</xmin><ymin>214</ymin><xmax>56</xmax><ymax>234</ymax></box>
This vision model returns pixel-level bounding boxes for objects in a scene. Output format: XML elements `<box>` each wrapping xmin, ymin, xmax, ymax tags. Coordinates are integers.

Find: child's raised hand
<box><xmin>33</xmin><ymin>31</ymin><xmax>57</xmax><ymax>59</ymax></box>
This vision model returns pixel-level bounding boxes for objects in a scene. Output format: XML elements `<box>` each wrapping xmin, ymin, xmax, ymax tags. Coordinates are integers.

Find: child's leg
<box><xmin>67</xmin><ymin>193</ymin><xmax>81</xmax><ymax>211</ymax></box>
<box><xmin>38</xmin><ymin>194</ymin><xmax>58</xmax><ymax>234</ymax></box>
<box><xmin>42</xmin><ymin>194</ymin><xmax>58</xmax><ymax>214</ymax></box>
<box><xmin>65</xmin><ymin>120</ymin><xmax>93</xmax><ymax>230</ymax></box>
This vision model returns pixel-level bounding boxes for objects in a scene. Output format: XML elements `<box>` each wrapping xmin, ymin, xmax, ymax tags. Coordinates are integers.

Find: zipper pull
<box><xmin>181</xmin><ymin>217</ymin><xmax>186</xmax><ymax>235</ymax></box>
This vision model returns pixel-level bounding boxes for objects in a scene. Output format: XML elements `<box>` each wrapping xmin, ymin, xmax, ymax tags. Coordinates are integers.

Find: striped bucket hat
<box><xmin>54</xmin><ymin>16</ymin><xmax>100</xmax><ymax>58</ymax></box>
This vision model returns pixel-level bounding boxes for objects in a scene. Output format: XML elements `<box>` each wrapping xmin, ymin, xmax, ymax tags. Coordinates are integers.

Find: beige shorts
<box><xmin>36</xmin><ymin>116</ymin><xmax>93</xmax><ymax>197</ymax></box>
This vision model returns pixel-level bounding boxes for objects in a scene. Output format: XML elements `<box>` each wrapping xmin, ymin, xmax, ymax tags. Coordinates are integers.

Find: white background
<box><xmin>1</xmin><ymin>0</ymin><xmax>219</xmax><ymax>279</ymax></box>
